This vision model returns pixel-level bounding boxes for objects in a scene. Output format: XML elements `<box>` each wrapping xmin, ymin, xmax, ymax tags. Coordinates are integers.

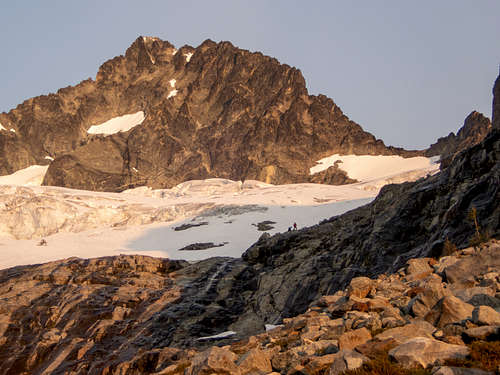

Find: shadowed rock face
<box><xmin>426</xmin><ymin>111</ymin><xmax>491</xmax><ymax>159</ymax></box>
<box><xmin>493</xmin><ymin>72</ymin><xmax>500</xmax><ymax>130</ymax></box>
<box><xmin>0</xmin><ymin>36</ymin><xmax>420</xmax><ymax>191</ymax></box>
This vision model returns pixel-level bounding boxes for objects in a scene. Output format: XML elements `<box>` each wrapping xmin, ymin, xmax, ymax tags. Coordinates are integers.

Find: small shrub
<box><xmin>341</xmin><ymin>352</ymin><xmax>431</xmax><ymax>375</ymax></box>
<box><xmin>445</xmin><ymin>340</ymin><xmax>500</xmax><ymax>372</ymax></box>
<box><xmin>442</xmin><ymin>237</ymin><xmax>457</xmax><ymax>257</ymax></box>
<box><xmin>468</xmin><ymin>206</ymin><xmax>490</xmax><ymax>248</ymax></box>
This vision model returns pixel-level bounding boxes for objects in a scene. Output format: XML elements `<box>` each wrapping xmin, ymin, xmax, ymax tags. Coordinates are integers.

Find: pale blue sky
<box><xmin>1</xmin><ymin>1</ymin><xmax>499</xmax><ymax>149</ymax></box>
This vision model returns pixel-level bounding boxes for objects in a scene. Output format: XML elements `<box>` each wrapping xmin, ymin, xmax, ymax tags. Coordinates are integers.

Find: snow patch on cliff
<box><xmin>87</xmin><ymin>111</ymin><xmax>145</xmax><ymax>135</ymax></box>
<box><xmin>310</xmin><ymin>154</ymin><xmax>439</xmax><ymax>181</ymax></box>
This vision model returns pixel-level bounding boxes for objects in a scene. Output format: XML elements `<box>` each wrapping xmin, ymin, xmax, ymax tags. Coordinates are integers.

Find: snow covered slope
<box><xmin>310</xmin><ymin>154</ymin><xmax>439</xmax><ymax>181</ymax></box>
<box><xmin>0</xmin><ymin>156</ymin><xmax>439</xmax><ymax>270</ymax></box>
<box><xmin>0</xmin><ymin>165</ymin><xmax>49</xmax><ymax>186</ymax></box>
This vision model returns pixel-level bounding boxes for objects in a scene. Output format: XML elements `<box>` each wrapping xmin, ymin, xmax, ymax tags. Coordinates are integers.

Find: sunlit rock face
<box><xmin>0</xmin><ymin>36</ymin><xmax>421</xmax><ymax>192</ymax></box>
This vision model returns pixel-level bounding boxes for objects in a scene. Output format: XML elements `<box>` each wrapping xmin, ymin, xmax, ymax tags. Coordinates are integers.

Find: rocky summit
<box><xmin>1</xmin><ymin>36</ymin><xmax>423</xmax><ymax>192</ymax></box>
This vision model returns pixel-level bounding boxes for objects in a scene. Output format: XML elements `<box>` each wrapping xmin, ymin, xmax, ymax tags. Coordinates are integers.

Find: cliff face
<box><xmin>493</xmin><ymin>72</ymin><xmax>500</xmax><ymax>130</ymax></box>
<box><xmin>426</xmin><ymin>111</ymin><xmax>491</xmax><ymax>159</ymax></box>
<box><xmin>0</xmin><ymin>36</ymin><xmax>419</xmax><ymax>191</ymax></box>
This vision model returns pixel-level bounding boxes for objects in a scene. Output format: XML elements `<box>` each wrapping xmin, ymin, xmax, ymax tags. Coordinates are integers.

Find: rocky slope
<box><xmin>0</xmin><ymin>36</ymin><xmax>421</xmax><ymax>192</ymax></box>
<box><xmin>0</xmin><ymin>114</ymin><xmax>498</xmax><ymax>375</ymax></box>
<box><xmin>0</xmin><ymin>241</ymin><xmax>498</xmax><ymax>374</ymax></box>
<box><xmin>426</xmin><ymin>111</ymin><xmax>491</xmax><ymax>160</ymax></box>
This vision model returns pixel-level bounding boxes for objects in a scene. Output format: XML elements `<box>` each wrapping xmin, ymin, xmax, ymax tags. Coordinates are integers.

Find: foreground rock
<box><xmin>0</xmin><ymin>238</ymin><xmax>498</xmax><ymax>374</ymax></box>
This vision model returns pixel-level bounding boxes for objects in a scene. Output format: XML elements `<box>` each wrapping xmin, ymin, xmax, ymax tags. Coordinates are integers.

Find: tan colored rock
<box><xmin>462</xmin><ymin>325</ymin><xmax>500</xmax><ymax>341</ymax></box>
<box><xmin>425</xmin><ymin>296</ymin><xmax>474</xmax><ymax>328</ymax></box>
<box><xmin>237</xmin><ymin>348</ymin><xmax>272</xmax><ymax>375</ymax></box>
<box><xmin>304</xmin><ymin>353</ymin><xmax>337</xmax><ymax>374</ymax></box>
<box><xmin>347</xmin><ymin>277</ymin><xmax>375</xmax><ymax>298</ymax></box>
<box><xmin>186</xmin><ymin>346</ymin><xmax>240</xmax><ymax>375</ymax></box>
<box><xmin>375</xmin><ymin>320</ymin><xmax>435</xmax><ymax>344</ymax></box>
<box><xmin>317</xmin><ymin>294</ymin><xmax>345</xmax><ymax>307</ymax></box>
<box><xmin>389</xmin><ymin>337</ymin><xmax>469</xmax><ymax>368</ymax></box>
<box><xmin>431</xmin><ymin>366</ymin><xmax>494</xmax><ymax>375</ymax></box>
<box><xmin>328</xmin><ymin>349</ymin><xmax>369</xmax><ymax>375</ymax></box>
<box><xmin>338</xmin><ymin>327</ymin><xmax>372</xmax><ymax>350</ymax></box>
<box><xmin>434</xmin><ymin>256</ymin><xmax>459</xmax><ymax>274</ymax></box>
<box><xmin>356</xmin><ymin>338</ymin><xmax>398</xmax><ymax>358</ymax></box>
<box><xmin>405</xmin><ymin>258</ymin><xmax>433</xmax><ymax>281</ymax></box>
<box><xmin>472</xmin><ymin>306</ymin><xmax>500</xmax><ymax>326</ymax></box>
<box><xmin>409</xmin><ymin>282</ymin><xmax>452</xmax><ymax>318</ymax></box>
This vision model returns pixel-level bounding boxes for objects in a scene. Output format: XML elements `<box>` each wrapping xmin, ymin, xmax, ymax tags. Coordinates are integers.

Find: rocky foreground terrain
<box><xmin>0</xmin><ymin>240</ymin><xmax>498</xmax><ymax>374</ymax></box>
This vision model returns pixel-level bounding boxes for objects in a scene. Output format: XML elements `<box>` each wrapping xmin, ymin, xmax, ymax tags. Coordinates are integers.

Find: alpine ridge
<box><xmin>0</xmin><ymin>36</ymin><xmax>422</xmax><ymax>192</ymax></box>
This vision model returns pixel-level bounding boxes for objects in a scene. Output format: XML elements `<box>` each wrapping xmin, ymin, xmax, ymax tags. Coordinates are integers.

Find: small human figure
<box><xmin>288</xmin><ymin>227</ymin><xmax>292</xmax><ymax>232</ymax></box>
<box><xmin>38</xmin><ymin>239</ymin><xmax>47</xmax><ymax>246</ymax></box>
<box><xmin>293</xmin><ymin>222</ymin><xmax>297</xmax><ymax>230</ymax></box>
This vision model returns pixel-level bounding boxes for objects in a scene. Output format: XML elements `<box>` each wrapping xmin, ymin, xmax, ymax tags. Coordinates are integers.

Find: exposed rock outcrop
<box><xmin>0</xmin><ymin>36</ymin><xmax>420</xmax><ymax>191</ymax></box>
<box><xmin>426</xmin><ymin>111</ymin><xmax>491</xmax><ymax>161</ymax></box>
<box><xmin>494</xmin><ymin>71</ymin><xmax>500</xmax><ymax>130</ymax></box>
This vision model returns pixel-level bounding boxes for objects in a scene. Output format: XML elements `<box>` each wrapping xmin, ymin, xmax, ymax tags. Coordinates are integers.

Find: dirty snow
<box><xmin>0</xmin><ymin>165</ymin><xmax>49</xmax><ymax>186</ymax></box>
<box><xmin>87</xmin><ymin>111</ymin><xmax>145</xmax><ymax>135</ymax></box>
<box><xmin>310</xmin><ymin>154</ymin><xmax>439</xmax><ymax>182</ymax></box>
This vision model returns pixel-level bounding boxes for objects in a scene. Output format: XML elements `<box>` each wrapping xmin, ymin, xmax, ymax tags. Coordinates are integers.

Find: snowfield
<box><xmin>0</xmin><ymin>155</ymin><xmax>439</xmax><ymax>270</ymax></box>
<box><xmin>310</xmin><ymin>154</ymin><xmax>439</xmax><ymax>181</ymax></box>
<box><xmin>87</xmin><ymin>111</ymin><xmax>145</xmax><ymax>135</ymax></box>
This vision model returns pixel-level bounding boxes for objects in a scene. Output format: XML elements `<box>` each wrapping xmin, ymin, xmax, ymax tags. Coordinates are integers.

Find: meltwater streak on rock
<box><xmin>0</xmin><ymin>36</ymin><xmax>421</xmax><ymax>191</ymax></box>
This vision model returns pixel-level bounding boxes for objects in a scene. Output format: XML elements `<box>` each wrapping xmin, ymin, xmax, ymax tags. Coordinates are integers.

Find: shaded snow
<box><xmin>87</xmin><ymin>111</ymin><xmax>145</xmax><ymax>135</ymax></box>
<box><xmin>196</xmin><ymin>331</ymin><xmax>236</xmax><ymax>341</ymax></box>
<box><xmin>310</xmin><ymin>154</ymin><xmax>438</xmax><ymax>181</ymax></box>
<box><xmin>0</xmin><ymin>165</ymin><xmax>49</xmax><ymax>186</ymax></box>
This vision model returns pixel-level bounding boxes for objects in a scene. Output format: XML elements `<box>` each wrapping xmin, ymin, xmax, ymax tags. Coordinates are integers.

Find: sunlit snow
<box><xmin>9</xmin><ymin>129</ymin><xmax>15</xmax><ymax>133</ymax></box>
<box><xmin>310</xmin><ymin>154</ymin><xmax>439</xmax><ymax>182</ymax></box>
<box><xmin>0</xmin><ymin>165</ymin><xmax>49</xmax><ymax>186</ymax></box>
<box><xmin>184</xmin><ymin>52</ymin><xmax>193</xmax><ymax>62</ymax></box>
<box><xmin>87</xmin><ymin>111</ymin><xmax>145</xmax><ymax>135</ymax></box>
<box><xmin>169</xmin><ymin>79</ymin><xmax>176</xmax><ymax>88</ymax></box>
<box><xmin>0</xmin><ymin>123</ymin><xmax>5</xmax><ymax>131</ymax></box>
<box><xmin>167</xmin><ymin>90</ymin><xmax>178</xmax><ymax>99</ymax></box>
<box><xmin>45</xmin><ymin>156</ymin><xmax>54</xmax><ymax>161</ymax></box>
<box><xmin>0</xmin><ymin>156</ymin><xmax>440</xmax><ymax>270</ymax></box>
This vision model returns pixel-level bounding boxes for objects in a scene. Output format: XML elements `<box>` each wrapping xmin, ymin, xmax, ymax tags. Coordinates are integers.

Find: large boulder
<box><xmin>388</xmin><ymin>337</ymin><xmax>469</xmax><ymax>368</ymax></box>
<box><xmin>374</xmin><ymin>320</ymin><xmax>436</xmax><ymax>344</ymax></box>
